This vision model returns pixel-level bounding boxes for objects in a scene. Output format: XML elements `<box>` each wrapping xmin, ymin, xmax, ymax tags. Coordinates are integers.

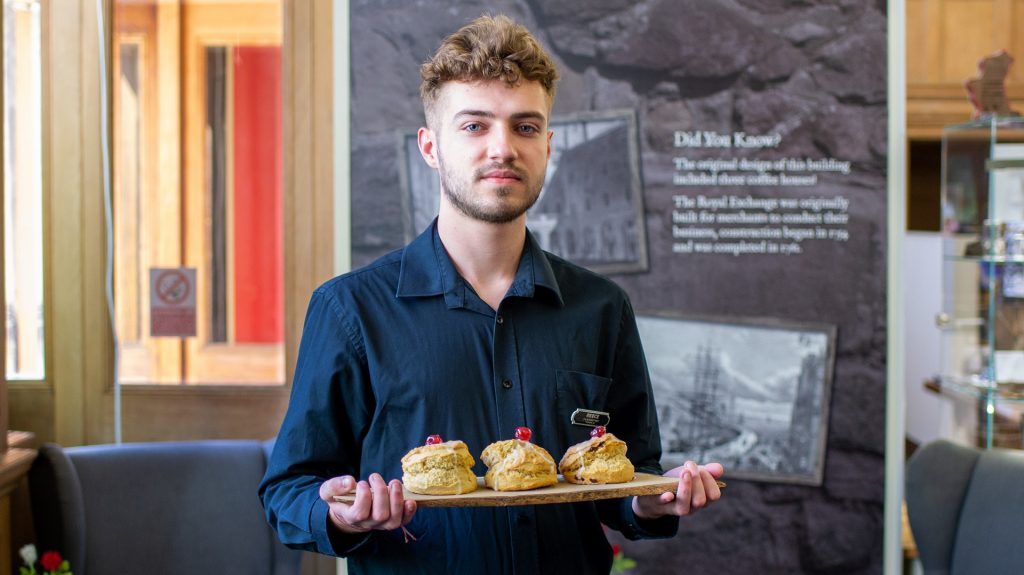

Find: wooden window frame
<box><xmin>113</xmin><ymin>3</ymin><xmax>183</xmax><ymax>384</ymax></box>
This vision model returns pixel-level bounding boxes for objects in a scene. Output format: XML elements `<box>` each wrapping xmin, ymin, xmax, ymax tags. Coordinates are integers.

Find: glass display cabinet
<box><xmin>938</xmin><ymin>116</ymin><xmax>1024</xmax><ymax>448</ymax></box>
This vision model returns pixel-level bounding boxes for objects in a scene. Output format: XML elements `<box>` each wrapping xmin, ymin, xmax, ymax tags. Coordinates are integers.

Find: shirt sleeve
<box><xmin>596</xmin><ymin>294</ymin><xmax>680</xmax><ymax>540</ymax></box>
<box><xmin>258</xmin><ymin>287</ymin><xmax>380</xmax><ymax>556</ymax></box>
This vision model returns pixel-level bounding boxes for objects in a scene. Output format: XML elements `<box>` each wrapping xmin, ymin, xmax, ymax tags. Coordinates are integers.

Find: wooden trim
<box><xmin>45</xmin><ymin>0</ymin><xmax>122</xmax><ymax>444</ymax></box>
<box><xmin>82</xmin><ymin>0</ymin><xmax>114</xmax><ymax>445</ymax></box>
<box><xmin>121</xmin><ymin>387</ymin><xmax>288</xmax><ymax>441</ymax></box>
<box><xmin>8</xmin><ymin>384</ymin><xmax>55</xmax><ymax>446</ymax></box>
<box><xmin>284</xmin><ymin>0</ymin><xmax>334</xmax><ymax>385</ymax></box>
<box><xmin>49</xmin><ymin>0</ymin><xmax>89</xmax><ymax>446</ymax></box>
<box><xmin>908</xmin><ymin>83</ymin><xmax>1024</xmax><ymax>99</ymax></box>
<box><xmin>119</xmin><ymin>383</ymin><xmax>290</xmax><ymax>397</ymax></box>
<box><xmin>0</xmin><ymin>450</ymin><xmax>35</xmax><ymax>499</ymax></box>
<box><xmin>0</xmin><ymin>442</ymin><xmax>35</xmax><ymax>575</ymax></box>
<box><xmin>313</xmin><ymin>0</ymin><xmax>334</xmax><ymax>284</ymax></box>
<box><xmin>904</xmin><ymin>83</ymin><xmax>1024</xmax><ymax>140</ymax></box>
<box><xmin>1</xmin><ymin>497</ymin><xmax>8</xmax><ymax>575</ymax></box>
<box><xmin>6</xmin><ymin>432</ymin><xmax>34</xmax><ymax>450</ymax></box>
<box><xmin>0</xmin><ymin>394</ymin><xmax>5</xmax><ymax>454</ymax></box>
<box><xmin>284</xmin><ymin>0</ymin><xmax>310</xmax><ymax>379</ymax></box>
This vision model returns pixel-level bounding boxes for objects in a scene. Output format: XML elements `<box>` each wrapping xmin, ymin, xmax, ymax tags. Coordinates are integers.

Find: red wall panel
<box><xmin>232</xmin><ymin>46</ymin><xmax>283</xmax><ymax>343</ymax></box>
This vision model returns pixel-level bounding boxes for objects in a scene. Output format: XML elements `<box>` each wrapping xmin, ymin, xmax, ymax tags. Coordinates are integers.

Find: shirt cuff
<box><xmin>312</xmin><ymin>498</ymin><xmax>374</xmax><ymax>556</ymax></box>
<box><xmin>619</xmin><ymin>497</ymin><xmax>679</xmax><ymax>540</ymax></box>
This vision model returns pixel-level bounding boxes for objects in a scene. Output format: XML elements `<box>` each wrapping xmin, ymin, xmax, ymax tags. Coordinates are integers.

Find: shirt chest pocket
<box><xmin>554</xmin><ymin>369</ymin><xmax>613</xmax><ymax>446</ymax></box>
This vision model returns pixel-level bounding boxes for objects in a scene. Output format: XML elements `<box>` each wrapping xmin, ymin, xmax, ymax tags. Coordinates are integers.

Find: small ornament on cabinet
<box><xmin>964</xmin><ymin>50</ymin><xmax>1020</xmax><ymax>118</ymax></box>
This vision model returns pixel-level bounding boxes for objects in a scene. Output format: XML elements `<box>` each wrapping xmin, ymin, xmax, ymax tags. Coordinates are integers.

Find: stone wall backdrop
<box><xmin>350</xmin><ymin>1</ymin><xmax>887</xmax><ymax>573</ymax></box>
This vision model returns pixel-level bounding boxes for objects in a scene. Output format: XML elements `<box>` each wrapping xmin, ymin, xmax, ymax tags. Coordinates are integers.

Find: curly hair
<box><xmin>420</xmin><ymin>14</ymin><xmax>560</xmax><ymax>125</ymax></box>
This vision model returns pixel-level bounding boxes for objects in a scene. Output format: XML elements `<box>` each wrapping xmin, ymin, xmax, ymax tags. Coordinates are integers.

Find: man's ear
<box><xmin>418</xmin><ymin>127</ymin><xmax>439</xmax><ymax>169</ymax></box>
<box><xmin>547</xmin><ymin>129</ymin><xmax>553</xmax><ymax>160</ymax></box>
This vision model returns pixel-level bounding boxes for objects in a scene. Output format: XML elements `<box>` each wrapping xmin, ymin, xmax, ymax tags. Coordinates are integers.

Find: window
<box><xmin>114</xmin><ymin>0</ymin><xmax>283</xmax><ymax>385</ymax></box>
<box><xmin>3</xmin><ymin>0</ymin><xmax>44</xmax><ymax>380</ymax></box>
<box><xmin>8</xmin><ymin>0</ymin><xmax>332</xmax><ymax>444</ymax></box>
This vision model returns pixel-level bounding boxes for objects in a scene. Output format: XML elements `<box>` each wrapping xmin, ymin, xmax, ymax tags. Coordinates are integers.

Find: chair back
<box><xmin>29</xmin><ymin>440</ymin><xmax>302</xmax><ymax>575</ymax></box>
<box><xmin>906</xmin><ymin>439</ymin><xmax>1024</xmax><ymax>575</ymax></box>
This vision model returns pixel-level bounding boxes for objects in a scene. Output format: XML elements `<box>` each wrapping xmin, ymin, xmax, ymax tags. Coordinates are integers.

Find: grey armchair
<box><xmin>905</xmin><ymin>439</ymin><xmax>1024</xmax><ymax>575</ymax></box>
<box><xmin>28</xmin><ymin>439</ymin><xmax>302</xmax><ymax>575</ymax></box>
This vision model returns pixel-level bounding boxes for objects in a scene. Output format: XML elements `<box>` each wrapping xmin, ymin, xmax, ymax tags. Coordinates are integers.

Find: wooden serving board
<box><xmin>334</xmin><ymin>472</ymin><xmax>685</xmax><ymax>508</ymax></box>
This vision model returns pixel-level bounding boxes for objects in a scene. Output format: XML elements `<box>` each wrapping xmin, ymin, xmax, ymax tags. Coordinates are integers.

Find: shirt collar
<box><xmin>396</xmin><ymin>218</ymin><xmax>564</xmax><ymax>308</ymax></box>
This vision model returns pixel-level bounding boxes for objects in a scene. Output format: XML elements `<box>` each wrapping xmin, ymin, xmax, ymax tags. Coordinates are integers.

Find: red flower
<box><xmin>40</xmin><ymin>551</ymin><xmax>62</xmax><ymax>572</ymax></box>
<box><xmin>611</xmin><ymin>544</ymin><xmax>621</xmax><ymax>556</ymax></box>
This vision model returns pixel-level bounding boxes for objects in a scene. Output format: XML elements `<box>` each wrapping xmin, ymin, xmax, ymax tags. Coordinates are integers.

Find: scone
<box><xmin>480</xmin><ymin>427</ymin><xmax>558</xmax><ymax>491</ymax></box>
<box><xmin>401</xmin><ymin>435</ymin><xmax>478</xmax><ymax>495</ymax></box>
<box><xmin>559</xmin><ymin>426</ymin><xmax>635</xmax><ymax>484</ymax></box>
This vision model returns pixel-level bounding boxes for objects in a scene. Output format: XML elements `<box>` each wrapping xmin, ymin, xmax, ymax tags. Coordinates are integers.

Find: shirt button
<box><xmin>502</xmin><ymin>379</ymin><xmax>513</xmax><ymax>389</ymax></box>
<box><xmin>496</xmin><ymin>315</ymin><xmax>504</xmax><ymax>325</ymax></box>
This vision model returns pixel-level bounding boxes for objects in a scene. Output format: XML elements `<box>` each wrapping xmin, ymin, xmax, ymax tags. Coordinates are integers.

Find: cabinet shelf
<box><xmin>986</xmin><ymin>158</ymin><xmax>1024</xmax><ymax>170</ymax></box>
<box><xmin>944</xmin><ymin>254</ymin><xmax>1024</xmax><ymax>264</ymax></box>
<box><xmin>933</xmin><ymin>374</ymin><xmax>1024</xmax><ymax>400</ymax></box>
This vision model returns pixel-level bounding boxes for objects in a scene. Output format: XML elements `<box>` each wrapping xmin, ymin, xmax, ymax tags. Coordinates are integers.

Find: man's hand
<box><xmin>319</xmin><ymin>473</ymin><xmax>417</xmax><ymax>534</ymax></box>
<box><xmin>632</xmin><ymin>461</ymin><xmax>724</xmax><ymax>520</ymax></box>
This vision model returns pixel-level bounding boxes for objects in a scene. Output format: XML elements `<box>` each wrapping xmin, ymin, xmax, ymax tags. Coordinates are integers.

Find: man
<box><xmin>260</xmin><ymin>14</ymin><xmax>723</xmax><ymax>574</ymax></box>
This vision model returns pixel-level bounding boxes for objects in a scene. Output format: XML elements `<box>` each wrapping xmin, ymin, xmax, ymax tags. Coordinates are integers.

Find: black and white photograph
<box><xmin>637</xmin><ymin>314</ymin><xmax>836</xmax><ymax>485</ymax></box>
<box><xmin>399</xmin><ymin>108</ymin><xmax>648</xmax><ymax>274</ymax></box>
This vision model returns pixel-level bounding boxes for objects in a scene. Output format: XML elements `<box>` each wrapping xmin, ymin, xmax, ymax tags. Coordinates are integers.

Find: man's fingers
<box><xmin>699</xmin><ymin>468</ymin><xmax>722</xmax><ymax>502</ymax></box>
<box><xmin>368</xmin><ymin>474</ymin><xmax>390</xmax><ymax>522</ymax></box>
<box><xmin>675</xmin><ymin>470</ymin><xmax>693</xmax><ymax>515</ymax></box>
<box><xmin>319</xmin><ymin>475</ymin><xmax>356</xmax><ymax>500</ymax></box>
<box><xmin>703</xmin><ymin>462</ymin><xmax>725</xmax><ymax>478</ymax></box>
<box><xmin>690</xmin><ymin>473</ymin><xmax>708</xmax><ymax>510</ymax></box>
<box><xmin>320</xmin><ymin>475</ymin><xmax>416</xmax><ymax>534</ymax></box>
<box><xmin>634</xmin><ymin>461</ymin><xmax>725</xmax><ymax>520</ymax></box>
<box><xmin>402</xmin><ymin>499</ymin><xmax>417</xmax><ymax>525</ymax></box>
<box><xmin>383</xmin><ymin>480</ymin><xmax>406</xmax><ymax>529</ymax></box>
<box><xmin>347</xmin><ymin>480</ymin><xmax>372</xmax><ymax>521</ymax></box>
<box><xmin>326</xmin><ymin>479</ymin><xmax>372</xmax><ymax>533</ymax></box>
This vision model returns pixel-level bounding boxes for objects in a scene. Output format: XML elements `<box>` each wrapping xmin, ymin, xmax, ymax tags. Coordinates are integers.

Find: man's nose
<box><xmin>487</xmin><ymin>126</ymin><xmax>517</xmax><ymax>161</ymax></box>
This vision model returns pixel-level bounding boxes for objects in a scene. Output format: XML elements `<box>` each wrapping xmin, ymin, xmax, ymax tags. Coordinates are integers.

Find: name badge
<box><xmin>571</xmin><ymin>408</ymin><xmax>610</xmax><ymax>428</ymax></box>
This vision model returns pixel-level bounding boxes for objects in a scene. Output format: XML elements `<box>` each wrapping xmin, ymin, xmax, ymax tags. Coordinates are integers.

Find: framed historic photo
<box><xmin>398</xmin><ymin>108</ymin><xmax>648</xmax><ymax>275</ymax></box>
<box><xmin>636</xmin><ymin>313</ymin><xmax>837</xmax><ymax>486</ymax></box>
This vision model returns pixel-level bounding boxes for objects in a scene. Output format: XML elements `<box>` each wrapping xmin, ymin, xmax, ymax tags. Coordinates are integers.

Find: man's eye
<box><xmin>464</xmin><ymin>123</ymin><xmax>482</xmax><ymax>133</ymax></box>
<box><xmin>517</xmin><ymin>125</ymin><xmax>539</xmax><ymax>134</ymax></box>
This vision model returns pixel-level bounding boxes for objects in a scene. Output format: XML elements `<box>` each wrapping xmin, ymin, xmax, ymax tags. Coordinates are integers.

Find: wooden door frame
<box><xmin>181</xmin><ymin>1</ymin><xmax>284</xmax><ymax>385</ymax></box>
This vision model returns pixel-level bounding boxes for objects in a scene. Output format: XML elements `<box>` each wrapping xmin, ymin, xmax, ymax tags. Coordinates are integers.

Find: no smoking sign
<box><xmin>150</xmin><ymin>267</ymin><xmax>197</xmax><ymax>337</ymax></box>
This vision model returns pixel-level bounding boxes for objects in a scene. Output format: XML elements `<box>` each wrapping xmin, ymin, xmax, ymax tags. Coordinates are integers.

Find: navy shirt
<box><xmin>260</xmin><ymin>221</ymin><xmax>678</xmax><ymax>575</ymax></box>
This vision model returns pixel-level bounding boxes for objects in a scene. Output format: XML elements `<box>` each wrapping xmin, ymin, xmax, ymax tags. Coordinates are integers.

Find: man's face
<box><xmin>418</xmin><ymin>80</ymin><xmax>553</xmax><ymax>224</ymax></box>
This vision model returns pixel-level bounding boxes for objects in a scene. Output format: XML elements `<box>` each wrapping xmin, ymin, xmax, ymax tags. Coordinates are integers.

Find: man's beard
<box><xmin>438</xmin><ymin>155</ymin><xmax>544</xmax><ymax>224</ymax></box>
